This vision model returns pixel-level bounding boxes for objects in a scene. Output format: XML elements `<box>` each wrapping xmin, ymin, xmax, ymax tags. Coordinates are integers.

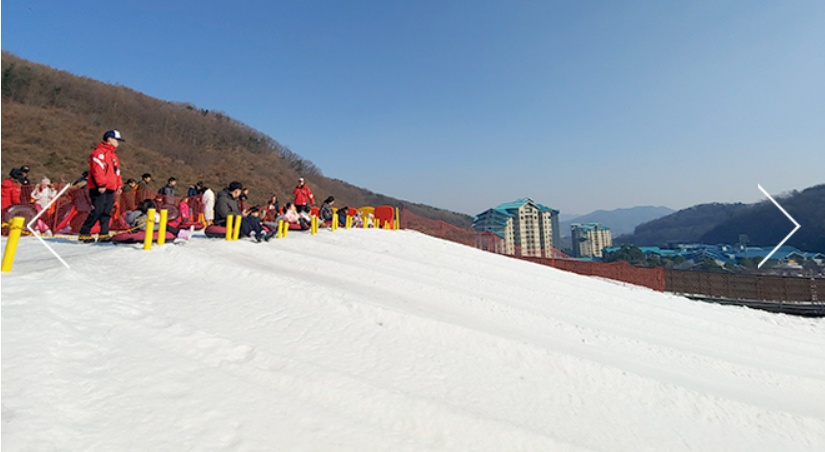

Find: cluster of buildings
<box><xmin>472</xmin><ymin>199</ymin><xmax>822</xmax><ymax>275</ymax></box>
<box><xmin>604</xmin><ymin>244</ymin><xmax>825</xmax><ymax>271</ymax></box>
<box><xmin>471</xmin><ymin>198</ymin><xmax>614</xmax><ymax>259</ymax></box>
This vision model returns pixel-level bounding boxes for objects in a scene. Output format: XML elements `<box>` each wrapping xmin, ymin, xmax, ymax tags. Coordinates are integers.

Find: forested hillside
<box><xmin>699</xmin><ymin>184</ymin><xmax>825</xmax><ymax>253</ymax></box>
<box><xmin>616</xmin><ymin>203</ymin><xmax>751</xmax><ymax>246</ymax></box>
<box><xmin>1</xmin><ymin>52</ymin><xmax>471</xmax><ymax>227</ymax></box>
<box><xmin>617</xmin><ymin>185</ymin><xmax>825</xmax><ymax>253</ymax></box>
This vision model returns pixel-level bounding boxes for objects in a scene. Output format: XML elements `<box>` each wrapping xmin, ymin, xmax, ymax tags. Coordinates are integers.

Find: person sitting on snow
<box><xmin>125</xmin><ymin>199</ymin><xmax>193</xmax><ymax>241</ymax></box>
<box><xmin>240</xmin><ymin>206</ymin><xmax>275</xmax><ymax>242</ymax></box>
<box><xmin>214</xmin><ymin>181</ymin><xmax>244</xmax><ymax>227</ymax></box>
<box><xmin>282</xmin><ymin>202</ymin><xmax>310</xmax><ymax>230</ymax></box>
<box><xmin>319</xmin><ymin>196</ymin><xmax>335</xmax><ymax>225</ymax></box>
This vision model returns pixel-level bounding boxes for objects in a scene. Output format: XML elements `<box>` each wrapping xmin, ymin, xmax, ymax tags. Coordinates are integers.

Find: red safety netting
<box><xmin>2</xmin><ymin>184</ymin><xmax>209</xmax><ymax>235</ymax></box>
<box><xmin>400</xmin><ymin>208</ymin><xmax>665</xmax><ymax>291</ymax></box>
<box><xmin>400</xmin><ymin>209</ymin><xmax>477</xmax><ymax>247</ymax></box>
<box><xmin>518</xmin><ymin>257</ymin><xmax>666</xmax><ymax>292</ymax></box>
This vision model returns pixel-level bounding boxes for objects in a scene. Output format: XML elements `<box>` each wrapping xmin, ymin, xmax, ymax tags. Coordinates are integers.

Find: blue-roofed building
<box><xmin>473</xmin><ymin>198</ymin><xmax>560</xmax><ymax>257</ymax></box>
<box><xmin>602</xmin><ymin>243</ymin><xmax>825</xmax><ymax>270</ymax></box>
<box><xmin>473</xmin><ymin>207</ymin><xmax>515</xmax><ymax>255</ymax></box>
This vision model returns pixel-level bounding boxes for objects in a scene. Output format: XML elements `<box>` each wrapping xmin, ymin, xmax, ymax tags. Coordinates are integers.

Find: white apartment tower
<box><xmin>473</xmin><ymin>198</ymin><xmax>559</xmax><ymax>258</ymax></box>
<box><xmin>571</xmin><ymin>223</ymin><xmax>613</xmax><ymax>258</ymax></box>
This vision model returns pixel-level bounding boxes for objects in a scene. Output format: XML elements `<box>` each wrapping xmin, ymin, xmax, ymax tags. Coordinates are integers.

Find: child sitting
<box><xmin>240</xmin><ymin>206</ymin><xmax>275</xmax><ymax>242</ymax></box>
<box><xmin>125</xmin><ymin>199</ymin><xmax>193</xmax><ymax>240</ymax></box>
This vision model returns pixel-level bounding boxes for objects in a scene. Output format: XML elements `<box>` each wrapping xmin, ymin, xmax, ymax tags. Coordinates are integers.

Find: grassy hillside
<box><xmin>1</xmin><ymin>52</ymin><xmax>471</xmax><ymax>228</ymax></box>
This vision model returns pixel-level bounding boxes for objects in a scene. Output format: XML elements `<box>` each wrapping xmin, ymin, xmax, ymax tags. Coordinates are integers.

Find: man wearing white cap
<box><xmin>292</xmin><ymin>177</ymin><xmax>315</xmax><ymax>214</ymax></box>
<box><xmin>78</xmin><ymin>129</ymin><xmax>125</xmax><ymax>243</ymax></box>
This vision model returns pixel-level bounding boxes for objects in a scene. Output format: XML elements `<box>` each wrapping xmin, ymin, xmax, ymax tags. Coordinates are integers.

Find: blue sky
<box><xmin>3</xmin><ymin>1</ymin><xmax>824</xmax><ymax>215</ymax></box>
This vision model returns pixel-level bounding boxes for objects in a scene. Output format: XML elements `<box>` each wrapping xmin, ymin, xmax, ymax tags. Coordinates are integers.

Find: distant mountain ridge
<box><xmin>561</xmin><ymin>205</ymin><xmax>675</xmax><ymax>237</ymax></box>
<box><xmin>617</xmin><ymin>184</ymin><xmax>825</xmax><ymax>253</ymax></box>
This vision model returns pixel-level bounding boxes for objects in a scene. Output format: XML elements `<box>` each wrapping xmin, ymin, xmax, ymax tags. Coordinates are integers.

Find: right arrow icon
<box><xmin>757</xmin><ymin>184</ymin><xmax>801</xmax><ymax>268</ymax></box>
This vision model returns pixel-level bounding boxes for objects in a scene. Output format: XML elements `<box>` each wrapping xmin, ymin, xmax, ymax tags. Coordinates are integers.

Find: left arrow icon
<box><xmin>27</xmin><ymin>184</ymin><xmax>72</xmax><ymax>269</ymax></box>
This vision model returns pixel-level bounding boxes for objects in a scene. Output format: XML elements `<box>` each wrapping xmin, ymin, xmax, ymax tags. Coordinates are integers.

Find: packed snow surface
<box><xmin>2</xmin><ymin>229</ymin><xmax>825</xmax><ymax>451</ymax></box>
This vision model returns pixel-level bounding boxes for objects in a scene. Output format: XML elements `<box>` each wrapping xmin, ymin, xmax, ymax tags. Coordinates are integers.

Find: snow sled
<box><xmin>204</xmin><ymin>224</ymin><xmax>229</xmax><ymax>238</ymax></box>
<box><xmin>111</xmin><ymin>230</ymin><xmax>177</xmax><ymax>244</ymax></box>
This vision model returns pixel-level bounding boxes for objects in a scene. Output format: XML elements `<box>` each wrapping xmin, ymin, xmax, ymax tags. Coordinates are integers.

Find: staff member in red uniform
<box><xmin>78</xmin><ymin>129</ymin><xmax>125</xmax><ymax>243</ymax></box>
<box><xmin>292</xmin><ymin>177</ymin><xmax>315</xmax><ymax>214</ymax></box>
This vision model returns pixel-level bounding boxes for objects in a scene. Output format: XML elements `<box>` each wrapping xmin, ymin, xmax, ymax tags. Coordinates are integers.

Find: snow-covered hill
<box><xmin>2</xmin><ymin>229</ymin><xmax>824</xmax><ymax>451</ymax></box>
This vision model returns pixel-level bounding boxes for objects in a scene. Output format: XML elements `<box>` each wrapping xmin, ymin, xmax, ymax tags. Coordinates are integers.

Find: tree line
<box><xmin>1</xmin><ymin>52</ymin><xmax>472</xmax><ymax>228</ymax></box>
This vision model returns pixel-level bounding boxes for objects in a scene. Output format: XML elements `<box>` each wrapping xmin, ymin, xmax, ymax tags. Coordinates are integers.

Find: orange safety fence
<box><xmin>518</xmin><ymin>257</ymin><xmax>666</xmax><ymax>292</ymax></box>
<box><xmin>400</xmin><ymin>208</ymin><xmax>665</xmax><ymax>291</ymax></box>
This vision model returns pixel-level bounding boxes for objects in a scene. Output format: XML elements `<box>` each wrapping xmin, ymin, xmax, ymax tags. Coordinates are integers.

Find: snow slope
<box><xmin>2</xmin><ymin>229</ymin><xmax>824</xmax><ymax>451</ymax></box>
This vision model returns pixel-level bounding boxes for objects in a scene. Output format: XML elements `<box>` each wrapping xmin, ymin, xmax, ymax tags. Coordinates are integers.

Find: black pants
<box><xmin>296</xmin><ymin>204</ymin><xmax>310</xmax><ymax>214</ymax></box>
<box><xmin>240</xmin><ymin>216</ymin><xmax>263</xmax><ymax>237</ymax></box>
<box><xmin>80</xmin><ymin>189</ymin><xmax>115</xmax><ymax>235</ymax></box>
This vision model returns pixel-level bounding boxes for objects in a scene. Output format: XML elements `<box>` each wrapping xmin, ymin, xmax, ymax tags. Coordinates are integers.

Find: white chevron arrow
<box><xmin>757</xmin><ymin>184</ymin><xmax>801</xmax><ymax>269</ymax></box>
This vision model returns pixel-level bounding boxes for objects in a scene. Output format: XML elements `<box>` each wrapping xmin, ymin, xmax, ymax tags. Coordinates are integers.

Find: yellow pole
<box><xmin>1</xmin><ymin>217</ymin><xmax>26</xmax><ymax>272</ymax></box>
<box><xmin>277</xmin><ymin>220</ymin><xmax>284</xmax><ymax>239</ymax></box>
<box><xmin>283</xmin><ymin>219</ymin><xmax>288</xmax><ymax>238</ymax></box>
<box><xmin>395</xmin><ymin>207</ymin><xmax>400</xmax><ymax>230</ymax></box>
<box><xmin>233</xmin><ymin>215</ymin><xmax>242</xmax><ymax>240</ymax></box>
<box><xmin>345</xmin><ymin>214</ymin><xmax>352</xmax><ymax>229</ymax></box>
<box><xmin>157</xmin><ymin>209</ymin><xmax>169</xmax><ymax>245</ymax></box>
<box><xmin>143</xmin><ymin>208</ymin><xmax>156</xmax><ymax>250</ymax></box>
<box><xmin>198</xmin><ymin>212</ymin><xmax>206</xmax><ymax>227</ymax></box>
<box><xmin>373</xmin><ymin>217</ymin><xmax>379</xmax><ymax>229</ymax></box>
<box><xmin>332</xmin><ymin>213</ymin><xmax>338</xmax><ymax>232</ymax></box>
<box><xmin>225</xmin><ymin>215</ymin><xmax>234</xmax><ymax>240</ymax></box>
<box><xmin>311</xmin><ymin>215</ymin><xmax>317</xmax><ymax>235</ymax></box>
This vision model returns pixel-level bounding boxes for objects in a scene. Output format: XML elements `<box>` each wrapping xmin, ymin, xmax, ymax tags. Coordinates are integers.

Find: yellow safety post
<box><xmin>143</xmin><ymin>208</ymin><xmax>156</xmax><ymax>250</ymax></box>
<box><xmin>225</xmin><ymin>215</ymin><xmax>234</xmax><ymax>240</ymax></box>
<box><xmin>345</xmin><ymin>215</ymin><xmax>352</xmax><ymax>229</ymax></box>
<box><xmin>276</xmin><ymin>220</ymin><xmax>284</xmax><ymax>239</ymax></box>
<box><xmin>233</xmin><ymin>215</ymin><xmax>242</xmax><ymax>240</ymax></box>
<box><xmin>395</xmin><ymin>207</ymin><xmax>400</xmax><ymax>230</ymax></box>
<box><xmin>1</xmin><ymin>217</ymin><xmax>26</xmax><ymax>272</ymax></box>
<box><xmin>311</xmin><ymin>215</ymin><xmax>318</xmax><ymax>235</ymax></box>
<box><xmin>373</xmin><ymin>217</ymin><xmax>379</xmax><ymax>229</ymax></box>
<box><xmin>157</xmin><ymin>209</ymin><xmax>169</xmax><ymax>245</ymax></box>
<box><xmin>198</xmin><ymin>212</ymin><xmax>206</xmax><ymax>228</ymax></box>
<box><xmin>283</xmin><ymin>219</ymin><xmax>289</xmax><ymax>238</ymax></box>
<box><xmin>332</xmin><ymin>213</ymin><xmax>338</xmax><ymax>232</ymax></box>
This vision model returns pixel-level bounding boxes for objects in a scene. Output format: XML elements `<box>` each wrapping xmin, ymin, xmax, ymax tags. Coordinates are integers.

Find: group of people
<box><xmin>3</xmin><ymin>129</ymin><xmax>358</xmax><ymax>243</ymax></box>
<box><xmin>2</xmin><ymin>165</ymin><xmax>60</xmax><ymax>235</ymax></box>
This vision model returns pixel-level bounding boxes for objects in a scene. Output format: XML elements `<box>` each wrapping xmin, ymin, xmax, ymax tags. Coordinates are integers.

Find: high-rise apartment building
<box><xmin>570</xmin><ymin>223</ymin><xmax>612</xmax><ymax>258</ymax></box>
<box><xmin>473</xmin><ymin>198</ymin><xmax>559</xmax><ymax>258</ymax></box>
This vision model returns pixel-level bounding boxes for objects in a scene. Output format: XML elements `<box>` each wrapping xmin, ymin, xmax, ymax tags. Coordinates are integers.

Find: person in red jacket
<box><xmin>292</xmin><ymin>177</ymin><xmax>315</xmax><ymax>214</ymax></box>
<box><xmin>78</xmin><ymin>129</ymin><xmax>125</xmax><ymax>243</ymax></box>
<box><xmin>1</xmin><ymin>174</ymin><xmax>22</xmax><ymax>210</ymax></box>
